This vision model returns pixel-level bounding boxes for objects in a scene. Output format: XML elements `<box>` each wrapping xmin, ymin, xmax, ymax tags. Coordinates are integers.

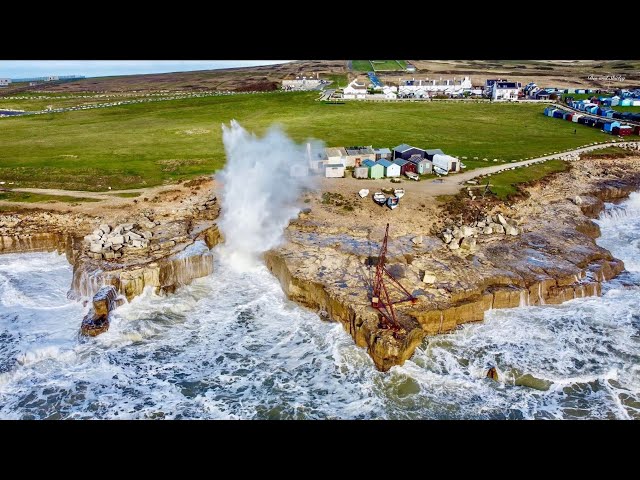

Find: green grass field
<box><xmin>0</xmin><ymin>92</ymin><xmax>611</xmax><ymax>191</ymax></box>
<box><xmin>487</xmin><ymin>160</ymin><xmax>570</xmax><ymax>199</ymax></box>
<box><xmin>0</xmin><ymin>191</ymin><xmax>100</xmax><ymax>203</ymax></box>
<box><xmin>323</xmin><ymin>74</ymin><xmax>348</xmax><ymax>89</ymax></box>
<box><xmin>351</xmin><ymin>60</ymin><xmax>407</xmax><ymax>72</ymax></box>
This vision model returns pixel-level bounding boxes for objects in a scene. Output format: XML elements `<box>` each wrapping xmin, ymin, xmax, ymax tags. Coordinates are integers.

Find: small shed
<box><xmin>363</xmin><ymin>159</ymin><xmax>384</xmax><ymax>179</ymax></box>
<box><xmin>572</xmin><ymin>114</ymin><xmax>582</xmax><ymax>123</ymax></box>
<box><xmin>433</xmin><ymin>154</ymin><xmax>460</xmax><ymax>173</ymax></box>
<box><xmin>603</xmin><ymin>121</ymin><xmax>621</xmax><ymax>132</ymax></box>
<box><xmin>353</xmin><ymin>166</ymin><xmax>369</xmax><ymax>179</ymax></box>
<box><xmin>325</xmin><ymin>163</ymin><xmax>345</xmax><ymax>178</ymax></box>
<box><xmin>373</xmin><ymin>148</ymin><xmax>392</xmax><ymax>160</ymax></box>
<box><xmin>378</xmin><ymin>159</ymin><xmax>400</xmax><ymax>177</ymax></box>
<box><xmin>325</xmin><ymin>147</ymin><xmax>347</xmax><ymax>166</ymax></box>
<box><xmin>618</xmin><ymin>126</ymin><xmax>633</xmax><ymax>136</ymax></box>
<box><xmin>425</xmin><ymin>149</ymin><xmax>445</xmax><ymax>160</ymax></box>
<box><xmin>407</xmin><ymin>154</ymin><xmax>432</xmax><ymax>175</ymax></box>
<box><xmin>393</xmin><ymin>158</ymin><xmax>417</xmax><ymax>175</ymax></box>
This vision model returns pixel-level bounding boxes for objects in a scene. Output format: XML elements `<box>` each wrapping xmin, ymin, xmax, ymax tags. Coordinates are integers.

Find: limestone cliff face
<box><xmin>264</xmin><ymin>171</ymin><xmax>639</xmax><ymax>372</ymax></box>
<box><xmin>69</xmin><ymin>223</ymin><xmax>221</xmax><ymax>301</ymax></box>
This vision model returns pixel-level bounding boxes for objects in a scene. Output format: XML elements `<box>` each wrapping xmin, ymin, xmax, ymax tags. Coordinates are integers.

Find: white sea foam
<box><xmin>216</xmin><ymin>121</ymin><xmax>320</xmax><ymax>271</ymax></box>
<box><xmin>0</xmin><ymin>193</ymin><xmax>639</xmax><ymax>419</ymax></box>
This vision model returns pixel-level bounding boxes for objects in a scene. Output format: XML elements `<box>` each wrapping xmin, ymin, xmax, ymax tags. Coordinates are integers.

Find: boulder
<box><xmin>476</xmin><ymin>221</ymin><xmax>486</xmax><ymax>228</ymax></box>
<box><xmin>112</xmin><ymin>225</ymin><xmax>124</xmax><ymax>235</ymax></box>
<box><xmin>460</xmin><ymin>237</ymin><xmax>476</xmax><ymax>250</ymax></box>
<box><xmin>505</xmin><ymin>225</ymin><xmax>519</xmax><ymax>236</ymax></box>
<box><xmin>442</xmin><ymin>232</ymin><xmax>453</xmax><ymax>244</ymax></box>
<box><xmin>460</xmin><ymin>226</ymin><xmax>476</xmax><ymax>237</ymax></box>
<box><xmin>112</xmin><ymin>244</ymin><xmax>123</xmax><ymax>251</ymax></box>
<box><xmin>141</xmin><ymin>231</ymin><xmax>153</xmax><ymax>239</ymax></box>
<box><xmin>452</xmin><ymin>228</ymin><xmax>464</xmax><ymax>240</ymax></box>
<box><xmin>99</xmin><ymin>224</ymin><xmax>111</xmax><ymax>235</ymax></box>
<box><xmin>92</xmin><ymin>228</ymin><xmax>103</xmax><ymax>237</ymax></box>
<box><xmin>411</xmin><ymin>235</ymin><xmax>423</xmax><ymax>245</ymax></box>
<box><xmin>121</xmin><ymin>223</ymin><xmax>134</xmax><ymax>231</ymax></box>
<box><xmin>493</xmin><ymin>224</ymin><xmax>505</xmax><ymax>234</ymax></box>
<box><xmin>89</xmin><ymin>242</ymin><xmax>103</xmax><ymax>253</ymax></box>
<box><xmin>497</xmin><ymin>213</ymin><xmax>508</xmax><ymax>226</ymax></box>
<box><xmin>110</xmin><ymin>234</ymin><xmax>124</xmax><ymax>245</ymax></box>
<box><xmin>448</xmin><ymin>239</ymin><xmax>460</xmax><ymax>250</ymax></box>
<box><xmin>573</xmin><ymin>195</ymin><xmax>583</xmax><ymax>205</ymax></box>
<box><xmin>141</xmin><ymin>221</ymin><xmax>156</xmax><ymax>230</ymax></box>
<box><xmin>84</xmin><ymin>234</ymin><xmax>101</xmax><ymax>243</ymax></box>
<box><xmin>483</xmin><ymin>226</ymin><xmax>493</xmax><ymax>235</ymax></box>
<box><xmin>103</xmin><ymin>251</ymin><xmax>115</xmax><ymax>260</ymax></box>
<box><xmin>422</xmin><ymin>272</ymin><xmax>437</xmax><ymax>284</ymax></box>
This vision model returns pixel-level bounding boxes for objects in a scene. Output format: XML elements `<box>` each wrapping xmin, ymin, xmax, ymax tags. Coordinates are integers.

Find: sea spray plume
<box><xmin>217</xmin><ymin>120</ymin><xmax>320</xmax><ymax>270</ymax></box>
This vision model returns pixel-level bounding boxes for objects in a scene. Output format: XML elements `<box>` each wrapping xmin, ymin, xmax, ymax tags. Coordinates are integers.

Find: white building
<box><xmin>491</xmin><ymin>81</ymin><xmax>519</xmax><ymax>101</ymax></box>
<box><xmin>282</xmin><ymin>77</ymin><xmax>324</xmax><ymax>91</ymax></box>
<box><xmin>325</xmin><ymin>163</ymin><xmax>345</xmax><ymax>178</ymax></box>
<box><xmin>46</xmin><ymin>75</ymin><xmax>59</xmax><ymax>82</ymax></box>
<box><xmin>382</xmin><ymin>85</ymin><xmax>397</xmax><ymax>99</ymax></box>
<box><xmin>433</xmin><ymin>154</ymin><xmax>461</xmax><ymax>173</ymax></box>
<box><xmin>343</xmin><ymin>79</ymin><xmax>367</xmax><ymax>99</ymax></box>
<box><xmin>398</xmin><ymin>76</ymin><xmax>472</xmax><ymax>97</ymax></box>
<box><xmin>0</xmin><ymin>78</ymin><xmax>11</xmax><ymax>88</ymax></box>
<box><xmin>325</xmin><ymin>147</ymin><xmax>348</xmax><ymax>166</ymax></box>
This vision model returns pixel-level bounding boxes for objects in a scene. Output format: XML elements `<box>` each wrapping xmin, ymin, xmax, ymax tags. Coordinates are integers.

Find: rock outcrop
<box><xmin>80</xmin><ymin>286</ymin><xmax>122</xmax><ymax>336</ymax></box>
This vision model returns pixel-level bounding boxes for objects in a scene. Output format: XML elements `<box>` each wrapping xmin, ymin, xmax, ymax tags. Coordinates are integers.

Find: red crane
<box><xmin>371</xmin><ymin>223</ymin><xmax>417</xmax><ymax>332</ymax></box>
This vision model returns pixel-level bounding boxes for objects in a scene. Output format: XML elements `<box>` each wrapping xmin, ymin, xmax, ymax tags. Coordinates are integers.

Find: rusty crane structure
<box><xmin>370</xmin><ymin>223</ymin><xmax>417</xmax><ymax>332</ymax></box>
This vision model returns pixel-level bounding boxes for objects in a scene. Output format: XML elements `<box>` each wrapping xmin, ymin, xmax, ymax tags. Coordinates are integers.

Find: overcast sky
<box><xmin>0</xmin><ymin>60</ymin><xmax>291</xmax><ymax>79</ymax></box>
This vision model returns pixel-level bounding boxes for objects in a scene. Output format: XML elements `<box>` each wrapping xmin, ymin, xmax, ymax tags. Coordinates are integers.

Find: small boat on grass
<box><xmin>394</xmin><ymin>188</ymin><xmax>405</xmax><ymax>198</ymax></box>
<box><xmin>386</xmin><ymin>196</ymin><xmax>399</xmax><ymax>209</ymax></box>
<box><xmin>372</xmin><ymin>192</ymin><xmax>387</xmax><ymax>205</ymax></box>
<box><xmin>358</xmin><ymin>188</ymin><xmax>369</xmax><ymax>198</ymax></box>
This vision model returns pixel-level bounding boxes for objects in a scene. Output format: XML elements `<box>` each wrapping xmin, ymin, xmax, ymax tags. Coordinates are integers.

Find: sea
<box><xmin>0</xmin><ymin>192</ymin><xmax>638</xmax><ymax>419</ymax></box>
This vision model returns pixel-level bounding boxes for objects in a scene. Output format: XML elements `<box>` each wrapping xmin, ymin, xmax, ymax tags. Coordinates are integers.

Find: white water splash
<box><xmin>216</xmin><ymin>121</ymin><xmax>320</xmax><ymax>271</ymax></box>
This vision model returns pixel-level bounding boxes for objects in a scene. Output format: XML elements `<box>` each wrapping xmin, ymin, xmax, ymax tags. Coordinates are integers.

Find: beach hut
<box><xmin>553</xmin><ymin>110</ymin><xmax>565</xmax><ymax>119</ymax></box>
<box><xmin>407</xmin><ymin>154</ymin><xmax>432</xmax><ymax>175</ymax></box>
<box><xmin>565</xmin><ymin>113</ymin><xmax>574</xmax><ymax>122</ymax></box>
<box><xmin>325</xmin><ymin>163</ymin><xmax>345</xmax><ymax>178</ymax></box>
<box><xmin>610</xmin><ymin>96</ymin><xmax>620</xmax><ymax>106</ymax></box>
<box><xmin>634</xmin><ymin>126</ymin><xmax>640</xmax><ymax>136</ymax></box>
<box><xmin>572</xmin><ymin>114</ymin><xmax>582</xmax><ymax>123</ymax></box>
<box><xmin>363</xmin><ymin>159</ymin><xmax>384</xmax><ymax>179</ymax></box>
<box><xmin>373</xmin><ymin>148</ymin><xmax>392</xmax><ymax>160</ymax></box>
<box><xmin>618</xmin><ymin>126</ymin><xmax>633</xmax><ymax>136</ymax></box>
<box><xmin>378</xmin><ymin>159</ymin><xmax>400</xmax><ymax>178</ymax></box>
<box><xmin>544</xmin><ymin>106</ymin><xmax>555</xmax><ymax>116</ymax></box>
<box><xmin>604</xmin><ymin>121</ymin><xmax>621</xmax><ymax>133</ymax></box>
<box><xmin>620</xmin><ymin>98</ymin><xmax>633</xmax><ymax>106</ymax></box>
<box><xmin>612</xmin><ymin>126</ymin><xmax>620</xmax><ymax>136</ymax></box>
<box><xmin>606</xmin><ymin>110</ymin><xmax>616</xmax><ymax>118</ymax></box>
<box><xmin>353</xmin><ymin>166</ymin><xmax>369</xmax><ymax>179</ymax></box>
<box><xmin>393</xmin><ymin>158</ymin><xmax>417</xmax><ymax>175</ymax></box>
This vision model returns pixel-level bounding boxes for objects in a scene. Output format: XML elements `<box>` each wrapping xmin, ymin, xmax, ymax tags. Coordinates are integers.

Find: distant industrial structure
<box><xmin>10</xmin><ymin>75</ymin><xmax>85</xmax><ymax>84</ymax></box>
<box><xmin>0</xmin><ymin>78</ymin><xmax>11</xmax><ymax>88</ymax></box>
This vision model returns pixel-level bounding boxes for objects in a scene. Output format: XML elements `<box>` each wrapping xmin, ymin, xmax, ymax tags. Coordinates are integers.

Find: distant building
<box><xmin>353</xmin><ymin>166</ymin><xmax>369</xmax><ymax>179</ymax></box>
<box><xmin>362</xmin><ymin>159</ymin><xmax>384</xmax><ymax>179</ymax></box>
<box><xmin>392</xmin><ymin>144</ymin><xmax>427</xmax><ymax>161</ymax></box>
<box><xmin>373</xmin><ymin>148</ymin><xmax>392</xmax><ymax>160</ymax></box>
<box><xmin>0</xmin><ymin>78</ymin><xmax>11</xmax><ymax>88</ymax></box>
<box><xmin>406</xmin><ymin>64</ymin><xmax>416</xmax><ymax>73</ymax></box>
<box><xmin>398</xmin><ymin>76</ymin><xmax>472</xmax><ymax>97</ymax></box>
<box><xmin>393</xmin><ymin>158</ymin><xmax>417</xmax><ymax>175</ymax></box>
<box><xmin>345</xmin><ymin>146</ymin><xmax>375</xmax><ymax>167</ymax></box>
<box><xmin>425</xmin><ymin>149</ymin><xmax>445</xmax><ymax>161</ymax></box>
<box><xmin>325</xmin><ymin>147</ymin><xmax>348</xmax><ymax>166</ymax></box>
<box><xmin>325</xmin><ymin>163</ymin><xmax>345</xmax><ymax>178</ymax></box>
<box><xmin>378</xmin><ymin>159</ymin><xmax>400</xmax><ymax>178</ymax></box>
<box><xmin>491</xmin><ymin>81</ymin><xmax>519</xmax><ymax>101</ymax></box>
<box><xmin>46</xmin><ymin>75</ymin><xmax>59</xmax><ymax>82</ymax></box>
<box><xmin>343</xmin><ymin>79</ymin><xmax>367</xmax><ymax>99</ymax></box>
<box><xmin>282</xmin><ymin>75</ymin><xmax>323</xmax><ymax>91</ymax></box>
<box><xmin>433</xmin><ymin>154</ymin><xmax>461</xmax><ymax>173</ymax></box>
<box><xmin>407</xmin><ymin>154</ymin><xmax>432</xmax><ymax>174</ymax></box>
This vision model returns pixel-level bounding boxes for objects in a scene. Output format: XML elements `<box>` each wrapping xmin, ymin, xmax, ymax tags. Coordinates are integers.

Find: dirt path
<box><xmin>321</xmin><ymin>141</ymin><xmax>630</xmax><ymax>200</ymax></box>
